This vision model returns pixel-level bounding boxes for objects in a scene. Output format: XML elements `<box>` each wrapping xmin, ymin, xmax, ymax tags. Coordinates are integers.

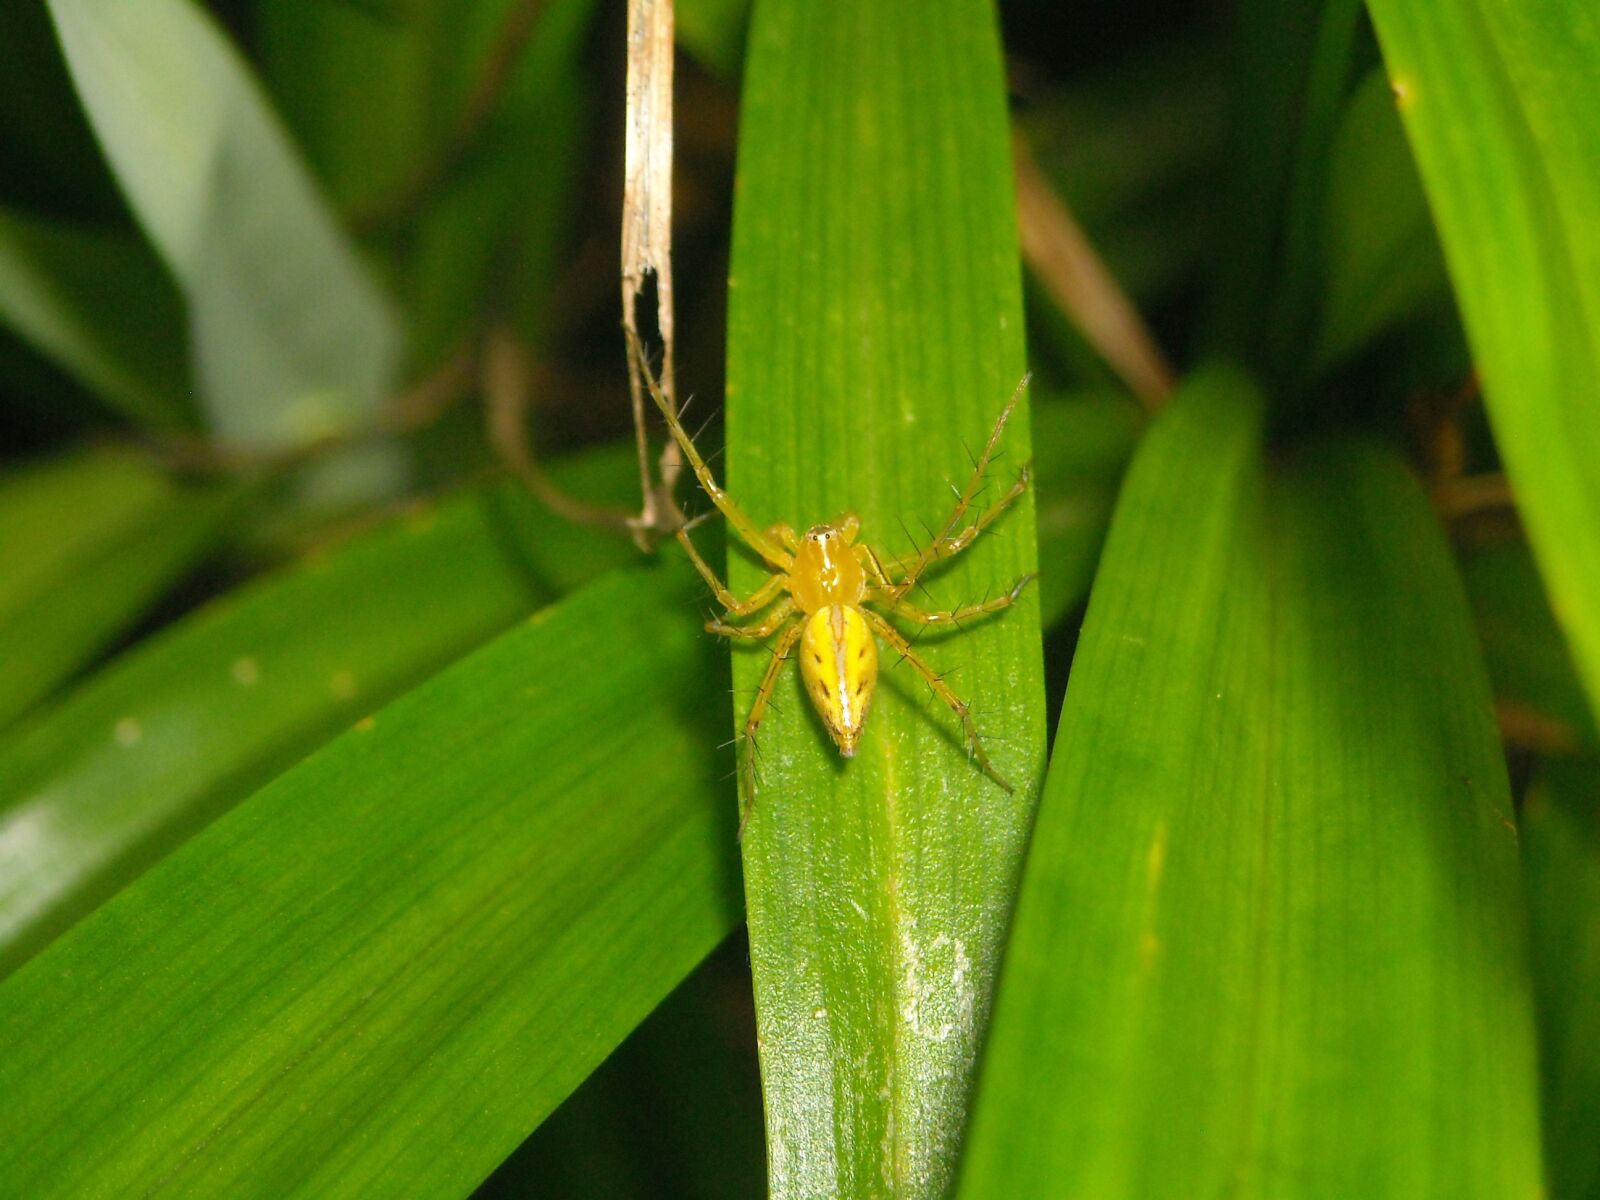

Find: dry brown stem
<box><xmin>1496</xmin><ymin>699</ymin><xmax>1580</xmax><ymax>756</ymax></box>
<box><xmin>621</xmin><ymin>0</ymin><xmax>684</xmax><ymax>549</ymax></box>
<box><xmin>1013</xmin><ymin>132</ymin><xmax>1174</xmax><ymax>411</ymax></box>
<box><xmin>483</xmin><ymin>327</ymin><xmax>634</xmax><ymax>530</ymax></box>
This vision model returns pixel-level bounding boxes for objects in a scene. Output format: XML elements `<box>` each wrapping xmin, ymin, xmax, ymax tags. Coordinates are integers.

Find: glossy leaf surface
<box><xmin>0</xmin><ymin>563</ymin><xmax>740</xmax><ymax>1198</ymax></box>
<box><xmin>961</xmin><ymin>370</ymin><xmax>1542</xmax><ymax>1198</ymax></box>
<box><xmin>1367</xmin><ymin>0</ymin><xmax>1600</xmax><ymax>726</ymax></box>
<box><xmin>723</xmin><ymin>2</ymin><xmax>1046</xmax><ymax>1195</ymax></box>
<box><xmin>0</xmin><ymin>448</ymin><xmax>641</xmax><ymax>976</ymax></box>
<box><xmin>0</xmin><ymin>449</ymin><xmax>242</xmax><ymax>731</ymax></box>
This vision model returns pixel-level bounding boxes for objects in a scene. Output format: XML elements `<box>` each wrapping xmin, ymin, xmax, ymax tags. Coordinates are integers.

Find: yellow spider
<box><xmin>632</xmin><ymin>333</ymin><xmax>1034</xmax><ymax>832</ymax></box>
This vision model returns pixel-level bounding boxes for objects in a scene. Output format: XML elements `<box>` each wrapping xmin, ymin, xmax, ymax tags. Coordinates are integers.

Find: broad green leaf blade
<box><xmin>0</xmin><ymin>449</ymin><xmax>243</xmax><ymax>731</ymax></box>
<box><xmin>1366</xmin><ymin>0</ymin><xmax>1600</xmax><ymax>727</ymax></box>
<box><xmin>0</xmin><ymin>447</ymin><xmax>641</xmax><ymax>977</ymax></box>
<box><xmin>1522</xmin><ymin>756</ymin><xmax>1600</xmax><ymax>1199</ymax></box>
<box><xmin>46</xmin><ymin>0</ymin><xmax>400</xmax><ymax>448</ymax></box>
<box><xmin>1211</xmin><ymin>0</ymin><xmax>1362</xmax><ymax>378</ymax></box>
<box><xmin>0</xmin><ymin>563</ymin><xmax>740</xmax><ymax>1199</ymax></box>
<box><xmin>1313</xmin><ymin>67</ymin><xmax>1448</xmax><ymax>373</ymax></box>
<box><xmin>0</xmin><ymin>208</ymin><xmax>189</xmax><ymax>427</ymax></box>
<box><xmin>960</xmin><ymin>371</ymin><xmax>1542</xmax><ymax>1197</ymax></box>
<box><xmin>724</xmin><ymin>2</ymin><xmax>1046</xmax><ymax>1194</ymax></box>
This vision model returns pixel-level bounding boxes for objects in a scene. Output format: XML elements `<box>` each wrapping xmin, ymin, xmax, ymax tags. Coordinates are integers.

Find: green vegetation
<box><xmin>0</xmin><ymin>0</ymin><xmax>1595</xmax><ymax>1196</ymax></box>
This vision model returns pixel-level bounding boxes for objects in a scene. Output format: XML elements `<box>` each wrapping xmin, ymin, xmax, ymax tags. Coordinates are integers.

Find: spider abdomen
<box><xmin>799</xmin><ymin>605</ymin><xmax>879</xmax><ymax>758</ymax></box>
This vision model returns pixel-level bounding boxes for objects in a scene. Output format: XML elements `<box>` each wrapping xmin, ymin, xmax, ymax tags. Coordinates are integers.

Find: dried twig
<box><xmin>1437</xmin><ymin>472</ymin><xmax>1514</xmax><ymax>521</ymax></box>
<box><xmin>483</xmin><ymin>327</ymin><xmax>635</xmax><ymax>530</ymax></box>
<box><xmin>1013</xmin><ymin>131</ymin><xmax>1175</xmax><ymax>411</ymax></box>
<box><xmin>353</xmin><ymin>0</ymin><xmax>547</xmax><ymax>234</ymax></box>
<box><xmin>622</xmin><ymin>0</ymin><xmax>684</xmax><ymax>549</ymax></box>
<box><xmin>1496</xmin><ymin>699</ymin><xmax>1580</xmax><ymax>756</ymax></box>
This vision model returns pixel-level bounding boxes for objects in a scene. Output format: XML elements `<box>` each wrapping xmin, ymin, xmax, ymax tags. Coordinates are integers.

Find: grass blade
<box><xmin>0</xmin><ymin>449</ymin><xmax>244</xmax><ymax>731</ymax></box>
<box><xmin>1522</xmin><ymin>756</ymin><xmax>1600</xmax><ymax>1199</ymax></box>
<box><xmin>0</xmin><ymin>208</ymin><xmax>190</xmax><ymax>427</ymax></box>
<box><xmin>0</xmin><ymin>562</ymin><xmax>739</xmax><ymax>1198</ymax></box>
<box><xmin>46</xmin><ymin>0</ymin><xmax>400</xmax><ymax>448</ymax></box>
<box><xmin>1366</xmin><ymin>0</ymin><xmax>1600</xmax><ymax>727</ymax></box>
<box><xmin>0</xmin><ymin>447</ymin><xmax>641</xmax><ymax>977</ymax></box>
<box><xmin>960</xmin><ymin>371</ymin><xmax>1543</xmax><ymax>1197</ymax></box>
<box><xmin>1313</xmin><ymin>67</ymin><xmax>1448</xmax><ymax>373</ymax></box>
<box><xmin>723</xmin><ymin>2</ymin><xmax>1045</xmax><ymax>1194</ymax></box>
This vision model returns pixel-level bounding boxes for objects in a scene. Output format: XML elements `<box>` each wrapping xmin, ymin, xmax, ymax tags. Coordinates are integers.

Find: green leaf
<box><xmin>0</xmin><ymin>207</ymin><xmax>190</xmax><ymax>427</ymax></box>
<box><xmin>1313</xmin><ymin>67</ymin><xmax>1449</xmax><ymax>372</ymax></box>
<box><xmin>1522</xmin><ymin>756</ymin><xmax>1600</xmax><ymax>1199</ymax></box>
<box><xmin>0</xmin><ymin>445</ymin><xmax>642</xmax><ymax>977</ymax></box>
<box><xmin>960</xmin><ymin>371</ymin><xmax>1543</xmax><ymax>1197</ymax></box>
<box><xmin>722</xmin><ymin>2</ymin><xmax>1046</xmax><ymax>1194</ymax></box>
<box><xmin>1210</xmin><ymin>0</ymin><xmax>1363</xmax><ymax>377</ymax></box>
<box><xmin>1366</xmin><ymin>0</ymin><xmax>1600</xmax><ymax>729</ymax></box>
<box><xmin>0</xmin><ymin>562</ymin><xmax>740</xmax><ymax>1198</ymax></box>
<box><xmin>0</xmin><ymin>449</ymin><xmax>244</xmax><ymax>732</ymax></box>
<box><xmin>46</xmin><ymin>0</ymin><xmax>401</xmax><ymax>448</ymax></box>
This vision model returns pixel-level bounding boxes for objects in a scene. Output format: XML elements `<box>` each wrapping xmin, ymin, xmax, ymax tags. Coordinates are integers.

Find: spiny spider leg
<box><xmin>738</xmin><ymin>618</ymin><xmax>806</xmax><ymax>838</ymax></box>
<box><xmin>677</xmin><ymin>527</ymin><xmax>787</xmax><ymax>615</ymax></box>
<box><xmin>882</xmin><ymin>465</ymin><xmax>1031</xmax><ymax>583</ymax></box>
<box><xmin>859</xmin><ymin>608</ymin><xmax>1013</xmax><ymax>795</ymax></box>
<box><xmin>859</xmin><ymin>543</ymin><xmax>896</xmax><ymax>591</ymax></box>
<box><xmin>892</xmin><ymin>373</ymin><xmax>1030</xmax><ymax>597</ymax></box>
<box><xmin>709</xmin><ymin>598</ymin><xmax>795</xmax><ymax>640</ymax></box>
<box><xmin>878</xmin><ymin>573</ymin><xmax>1036</xmax><ymax>626</ymax></box>
<box><xmin>627</xmin><ymin>328</ymin><xmax>792</xmax><ymax>570</ymax></box>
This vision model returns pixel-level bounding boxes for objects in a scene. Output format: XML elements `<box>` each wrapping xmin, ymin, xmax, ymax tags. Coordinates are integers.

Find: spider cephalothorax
<box><xmin>629</xmin><ymin>332</ymin><xmax>1034</xmax><ymax>835</ymax></box>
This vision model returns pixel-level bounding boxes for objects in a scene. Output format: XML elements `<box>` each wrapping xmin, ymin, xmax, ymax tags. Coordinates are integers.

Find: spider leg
<box><xmin>738</xmin><ymin>618</ymin><xmax>805</xmax><ymax>838</ymax></box>
<box><xmin>882</xmin><ymin>464</ymin><xmax>1031</xmax><ymax>585</ymax></box>
<box><xmin>709</xmin><ymin>598</ymin><xmax>795</xmax><ymax>639</ymax></box>
<box><xmin>678</xmin><ymin>527</ymin><xmax>787</xmax><ymax>615</ymax></box>
<box><xmin>892</xmin><ymin>373</ymin><xmax>1030</xmax><ymax>596</ymax></box>
<box><xmin>627</xmin><ymin>328</ymin><xmax>792</xmax><ymax>570</ymax></box>
<box><xmin>859</xmin><ymin>608</ymin><xmax>1013</xmax><ymax>794</ymax></box>
<box><xmin>876</xmin><ymin>573</ymin><xmax>1036</xmax><ymax>627</ymax></box>
<box><xmin>858</xmin><ymin>543</ymin><xmax>896</xmax><ymax>590</ymax></box>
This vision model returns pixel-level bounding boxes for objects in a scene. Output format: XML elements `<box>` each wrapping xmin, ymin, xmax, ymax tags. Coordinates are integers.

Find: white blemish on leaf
<box><xmin>113</xmin><ymin>718</ymin><xmax>142</xmax><ymax>748</ymax></box>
